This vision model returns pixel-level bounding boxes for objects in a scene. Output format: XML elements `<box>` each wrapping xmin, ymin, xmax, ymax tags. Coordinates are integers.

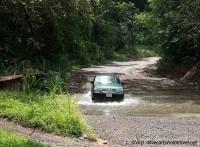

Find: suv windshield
<box><xmin>94</xmin><ymin>75</ymin><xmax>120</xmax><ymax>84</ymax></box>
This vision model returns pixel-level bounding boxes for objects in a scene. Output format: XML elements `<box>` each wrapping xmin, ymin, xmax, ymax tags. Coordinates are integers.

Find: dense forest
<box><xmin>0</xmin><ymin>0</ymin><xmax>200</xmax><ymax>78</ymax></box>
<box><xmin>138</xmin><ymin>0</ymin><xmax>200</xmax><ymax>72</ymax></box>
<box><xmin>0</xmin><ymin>0</ymin><xmax>138</xmax><ymax>75</ymax></box>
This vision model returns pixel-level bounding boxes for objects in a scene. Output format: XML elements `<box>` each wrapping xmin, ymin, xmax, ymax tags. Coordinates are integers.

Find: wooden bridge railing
<box><xmin>0</xmin><ymin>60</ymin><xmax>46</xmax><ymax>91</ymax></box>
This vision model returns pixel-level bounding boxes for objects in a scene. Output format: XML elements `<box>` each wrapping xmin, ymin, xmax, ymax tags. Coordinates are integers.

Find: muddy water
<box><xmin>77</xmin><ymin>90</ymin><xmax>200</xmax><ymax>117</ymax></box>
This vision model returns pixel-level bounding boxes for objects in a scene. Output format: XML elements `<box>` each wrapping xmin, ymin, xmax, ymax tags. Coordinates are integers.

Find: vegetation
<box><xmin>0</xmin><ymin>128</ymin><xmax>43</xmax><ymax>147</ymax></box>
<box><xmin>1</xmin><ymin>0</ymin><xmax>200</xmax><ymax>143</ymax></box>
<box><xmin>0</xmin><ymin>91</ymin><xmax>96</xmax><ymax>139</ymax></box>
<box><xmin>0</xmin><ymin>0</ymin><xmax>139</xmax><ymax>75</ymax></box>
<box><xmin>22</xmin><ymin>74</ymin><xmax>67</xmax><ymax>95</ymax></box>
<box><xmin>1</xmin><ymin>0</ymin><xmax>199</xmax><ymax>75</ymax></box>
<box><xmin>134</xmin><ymin>45</ymin><xmax>158</xmax><ymax>58</ymax></box>
<box><xmin>135</xmin><ymin>0</ymin><xmax>200</xmax><ymax>72</ymax></box>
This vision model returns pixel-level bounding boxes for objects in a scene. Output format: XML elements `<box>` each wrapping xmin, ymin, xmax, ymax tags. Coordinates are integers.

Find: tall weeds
<box><xmin>22</xmin><ymin>75</ymin><xmax>40</xmax><ymax>94</ymax></box>
<box><xmin>0</xmin><ymin>91</ymin><xmax>96</xmax><ymax>139</ymax></box>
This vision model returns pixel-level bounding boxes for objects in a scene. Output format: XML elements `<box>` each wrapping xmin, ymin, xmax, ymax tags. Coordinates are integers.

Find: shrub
<box><xmin>0</xmin><ymin>91</ymin><xmax>96</xmax><ymax>139</ymax></box>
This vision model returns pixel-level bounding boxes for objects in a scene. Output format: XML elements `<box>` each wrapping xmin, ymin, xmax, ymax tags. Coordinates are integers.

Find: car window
<box><xmin>94</xmin><ymin>76</ymin><xmax>120</xmax><ymax>84</ymax></box>
<box><xmin>117</xmin><ymin>78</ymin><xmax>121</xmax><ymax>84</ymax></box>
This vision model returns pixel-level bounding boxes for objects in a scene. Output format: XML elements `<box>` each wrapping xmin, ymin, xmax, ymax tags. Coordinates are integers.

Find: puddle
<box><xmin>76</xmin><ymin>90</ymin><xmax>200</xmax><ymax>117</ymax></box>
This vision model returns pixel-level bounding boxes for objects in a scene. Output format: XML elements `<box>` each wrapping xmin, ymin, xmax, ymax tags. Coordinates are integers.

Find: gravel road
<box><xmin>69</xmin><ymin>57</ymin><xmax>200</xmax><ymax>147</ymax></box>
<box><xmin>1</xmin><ymin>57</ymin><xmax>200</xmax><ymax>146</ymax></box>
<box><xmin>68</xmin><ymin>57</ymin><xmax>194</xmax><ymax>93</ymax></box>
<box><xmin>85</xmin><ymin>115</ymin><xmax>200</xmax><ymax>147</ymax></box>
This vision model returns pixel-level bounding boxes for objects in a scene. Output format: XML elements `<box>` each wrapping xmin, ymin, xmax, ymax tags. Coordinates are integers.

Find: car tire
<box><xmin>118</xmin><ymin>96</ymin><xmax>124</xmax><ymax>102</ymax></box>
<box><xmin>117</xmin><ymin>98</ymin><xmax>124</xmax><ymax>102</ymax></box>
<box><xmin>92</xmin><ymin>96</ymin><xmax>96</xmax><ymax>101</ymax></box>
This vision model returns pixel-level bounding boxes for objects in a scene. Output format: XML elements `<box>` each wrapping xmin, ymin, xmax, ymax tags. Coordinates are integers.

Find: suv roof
<box><xmin>95</xmin><ymin>73</ymin><xmax>116</xmax><ymax>77</ymax></box>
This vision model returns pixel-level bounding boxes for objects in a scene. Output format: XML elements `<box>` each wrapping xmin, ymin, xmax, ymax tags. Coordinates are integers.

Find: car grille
<box><xmin>101</xmin><ymin>89</ymin><xmax>116</xmax><ymax>93</ymax></box>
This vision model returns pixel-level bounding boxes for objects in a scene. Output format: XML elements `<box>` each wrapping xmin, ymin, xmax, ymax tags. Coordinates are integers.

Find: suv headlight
<box><xmin>116</xmin><ymin>89</ymin><xmax>124</xmax><ymax>94</ymax></box>
<box><xmin>93</xmin><ymin>88</ymin><xmax>101</xmax><ymax>93</ymax></box>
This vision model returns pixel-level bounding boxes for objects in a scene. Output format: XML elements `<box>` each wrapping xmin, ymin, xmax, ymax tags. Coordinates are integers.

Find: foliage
<box><xmin>135</xmin><ymin>45</ymin><xmax>158</xmax><ymax>58</ymax></box>
<box><xmin>0</xmin><ymin>0</ymin><xmax>138</xmax><ymax>75</ymax></box>
<box><xmin>134</xmin><ymin>12</ymin><xmax>160</xmax><ymax>45</ymax></box>
<box><xmin>39</xmin><ymin>73</ymin><xmax>67</xmax><ymax>96</ymax></box>
<box><xmin>139</xmin><ymin>0</ymin><xmax>200</xmax><ymax>68</ymax></box>
<box><xmin>21</xmin><ymin>73</ymin><xmax>67</xmax><ymax>96</ymax></box>
<box><xmin>0</xmin><ymin>91</ymin><xmax>96</xmax><ymax>139</ymax></box>
<box><xmin>0</xmin><ymin>128</ymin><xmax>43</xmax><ymax>147</ymax></box>
<box><xmin>22</xmin><ymin>75</ymin><xmax>41</xmax><ymax>94</ymax></box>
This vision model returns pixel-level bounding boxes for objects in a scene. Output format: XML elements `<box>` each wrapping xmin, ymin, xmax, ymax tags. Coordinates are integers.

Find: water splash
<box><xmin>77</xmin><ymin>91</ymin><xmax>139</xmax><ymax>106</ymax></box>
<box><xmin>76</xmin><ymin>90</ymin><xmax>200</xmax><ymax>116</ymax></box>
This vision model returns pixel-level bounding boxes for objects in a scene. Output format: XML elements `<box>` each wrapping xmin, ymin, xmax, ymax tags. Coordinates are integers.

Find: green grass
<box><xmin>135</xmin><ymin>45</ymin><xmax>159</xmax><ymax>57</ymax></box>
<box><xmin>113</xmin><ymin>52</ymin><xmax>127</xmax><ymax>61</ymax></box>
<box><xmin>0</xmin><ymin>91</ymin><xmax>96</xmax><ymax>140</ymax></box>
<box><xmin>0</xmin><ymin>128</ymin><xmax>43</xmax><ymax>147</ymax></box>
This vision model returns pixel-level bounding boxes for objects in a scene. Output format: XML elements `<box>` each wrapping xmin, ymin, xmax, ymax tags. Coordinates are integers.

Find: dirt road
<box><xmin>69</xmin><ymin>57</ymin><xmax>200</xmax><ymax>146</ymax></box>
<box><xmin>69</xmin><ymin>57</ymin><xmax>194</xmax><ymax>93</ymax></box>
<box><xmin>1</xmin><ymin>57</ymin><xmax>199</xmax><ymax>146</ymax></box>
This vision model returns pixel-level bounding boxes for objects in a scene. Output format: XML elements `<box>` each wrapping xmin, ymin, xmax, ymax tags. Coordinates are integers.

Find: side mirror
<box><xmin>90</xmin><ymin>81</ymin><xmax>94</xmax><ymax>84</ymax></box>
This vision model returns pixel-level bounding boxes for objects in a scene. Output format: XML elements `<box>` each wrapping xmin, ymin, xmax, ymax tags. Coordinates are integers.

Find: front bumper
<box><xmin>92</xmin><ymin>93</ymin><xmax>124</xmax><ymax>100</ymax></box>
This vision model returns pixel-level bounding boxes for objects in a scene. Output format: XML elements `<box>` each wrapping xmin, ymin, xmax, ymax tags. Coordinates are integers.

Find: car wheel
<box><xmin>92</xmin><ymin>96</ymin><xmax>96</xmax><ymax>101</ymax></box>
<box><xmin>117</xmin><ymin>97</ymin><xmax>124</xmax><ymax>102</ymax></box>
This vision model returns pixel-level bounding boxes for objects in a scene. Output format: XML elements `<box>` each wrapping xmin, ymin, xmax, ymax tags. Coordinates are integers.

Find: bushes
<box><xmin>135</xmin><ymin>45</ymin><xmax>159</xmax><ymax>57</ymax></box>
<box><xmin>22</xmin><ymin>75</ymin><xmax>41</xmax><ymax>94</ymax></box>
<box><xmin>0</xmin><ymin>91</ymin><xmax>96</xmax><ymax>139</ymax></box>
<box><xmin>21</xmin><ymin>72</ymin><xmax>67</xmax><ymax>96</ymax></box>
<box><xmin>134</xmin><ymin>0</ymin><xmax>200</xmax><ymax>69</ymax></box>
<box><xmin>149</xmin><ymin>0</ymin><xmax>200</xmax><ymax>67</ymax></box>
<box><xmin>157</xmin><ymin>56</ymin><xmax>175</xmax><ymax>71</ymax></box>
<box><xmin>0</xmin><ymin>0</ymin><xmax>138</xmax><ymax>74</ymax></box>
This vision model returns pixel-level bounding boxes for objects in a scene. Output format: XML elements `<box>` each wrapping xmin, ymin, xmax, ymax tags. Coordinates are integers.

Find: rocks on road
<box><xmin>85</xmin><ymin>115</ymin><xmax>200</xmax><ymax>146</ymax></box>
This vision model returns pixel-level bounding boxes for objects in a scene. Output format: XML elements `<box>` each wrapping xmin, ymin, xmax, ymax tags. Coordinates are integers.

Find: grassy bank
<box><xmin>0</xmin><ymin>128</ymin><xmax>43</xmax><ymax>147</ymax></box>
<box><xmin>0</xmin><ymin>91</ymin><xmax>96</xmax><ymax>140</ymax></box>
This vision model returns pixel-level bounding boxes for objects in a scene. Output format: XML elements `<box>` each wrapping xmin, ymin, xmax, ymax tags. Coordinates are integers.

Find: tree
<box><xmin>136</xmin><ymin>0</ymin><xmax>200</xmax><ymax>68</ymax></box>
<box><xmin>0</xmin><ymin>0</ymin><xmax>138</xmax><ymax>74</ymax></box>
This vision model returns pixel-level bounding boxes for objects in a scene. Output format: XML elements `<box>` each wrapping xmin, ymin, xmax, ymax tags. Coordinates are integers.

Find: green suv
<box><xmin>91</xmin><ymin>74</ymin><xmax>124</xmax><ymax>101</ymax></box>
